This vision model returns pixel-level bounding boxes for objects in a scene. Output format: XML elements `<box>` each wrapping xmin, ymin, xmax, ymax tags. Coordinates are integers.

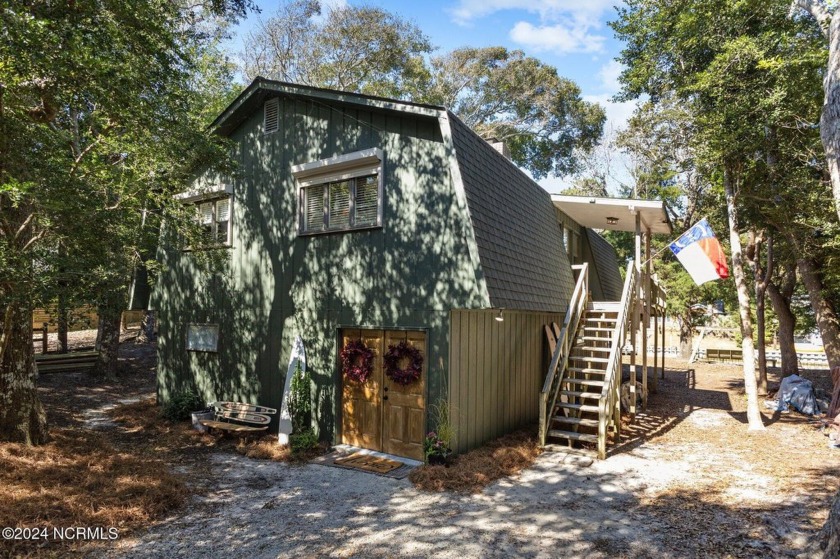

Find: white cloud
<box><xmin>450</xmin><ymin>0</ymin><xmax>616</xmax><ymax>25</ymax></box>
<box><xmin>584</xmin><ymin>93</ymin><xmax>636</xmax><ymax>134</ymax></box>
<box><xmin>509</xmin><ymin>21</ymin><xmax>605</xmax><ymax>54</ymax></box>
<box><xmin>451</xmin><ymin>0</ymin><xmax>622</xmax><ymax>56</ymax></box>
<box><xmin>598</xmin><ymin>59</ymin><xmax>624</xmax><ymax>94</ymax></box>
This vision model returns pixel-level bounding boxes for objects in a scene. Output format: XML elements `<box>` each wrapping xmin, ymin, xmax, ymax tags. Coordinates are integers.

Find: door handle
<box><xmin>383</xmin><ymin>396</ymin><xmax>389</xmax><ymax>401</ymax></box>
<box><xmin>383</xmin><ymin>386</ymin><xmax>389</xmax><ymax>391</ymax></box>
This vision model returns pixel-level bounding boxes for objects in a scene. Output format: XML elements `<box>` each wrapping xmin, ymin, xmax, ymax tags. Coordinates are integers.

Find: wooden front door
<box><xmin>341</xmin><ymin>329</ymin><xmax>384</xmax><ymax>451</ymax></box>
<box><xmin>340</xmin><ymin>329</ymin><xmax>426</xmax><ymax>461</ymax></box>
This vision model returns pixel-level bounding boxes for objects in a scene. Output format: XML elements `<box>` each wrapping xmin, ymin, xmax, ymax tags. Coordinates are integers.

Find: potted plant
<box><xmin>424</xmin><ymin>400</ymin><xmax>455</xmax><ymax>466</ymax></box>
<box><xmin>423</xmin><ymin>430</ymin><xmax>452</xmax><ymax>465</ymax></box>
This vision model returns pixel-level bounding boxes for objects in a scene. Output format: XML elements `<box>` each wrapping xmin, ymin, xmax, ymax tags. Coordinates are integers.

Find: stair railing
<box><xmin>597</xmin><ymin>260</ymin><xmax>637</xmax><ymax>459</ymax></box>
<box><xmin>539</xmin><ymin>263</ymin><xmax>589</xmax><ymax>446</ymax></box>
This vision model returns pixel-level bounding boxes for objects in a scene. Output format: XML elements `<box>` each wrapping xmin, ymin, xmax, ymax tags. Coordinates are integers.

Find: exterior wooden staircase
<box><xmin>548</xmin><ymin>303</ymin><xmax>621</xmax><ymax>447</ymax></box>
<box><xmin>540</xmin><ymin>261</ymin><xmax>639</xmax><ymax>459</ymax></box>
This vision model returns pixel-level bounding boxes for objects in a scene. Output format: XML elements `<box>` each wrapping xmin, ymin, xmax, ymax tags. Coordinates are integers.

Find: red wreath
<box><xmin>384</xmin><ymin>340</ymin><xmax>423</xmax><ymax>386</ymax></box>
<box><xmin>340</xmin><ymin>340</ymin><xmax>375</xmax><ymax>383</ymax></box>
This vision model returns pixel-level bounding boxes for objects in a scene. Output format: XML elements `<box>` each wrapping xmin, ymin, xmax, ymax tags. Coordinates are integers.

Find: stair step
<box><xmin>560</xmin><ymin>390</ymin><xmax>601</xmax><ymax>400</ymax></box>
<box><xmin>584</xmin><ymin>327</ymin><xmax>616</xmax><ymax>333</ymax></box>
<box><xmin>585</xmin><ymin>317</ymin><xmax>617</xmax><ymax>323</ymax></box>
<box><xmin>552</xmin><ymin>416</ymin><xmax>600</xmax><ymax>427</ymax></box>
<box><xmin>574</xmin><ymin>346</ymin><xmax>611</xmax><ymax>353</ymax></box>
<box><xmin>564</xmin><ymin>379</ymin><xmax>605</xmax><ymax>387</ymax></box>
<box><xmin>547</xmin><ymin>430</ymin><xmax>598</xmax><ymax>443</ymax></box>
<box><xmin>569</xmin><ymin>356</ymin><xmax>610</xmax><ymax>363</ymax></box>
<box><xmin>580</xmin><ymin>336</ymin><xmax>612</xmax><ymax>342</ymax></box>
<box><xmin>556</xmin><ymin>402</ymin><xmax>599</xmax><ymax>413</ymax></box>
<box><xmin>567</xmin><ymin>367</ymin><xmax>607</xmax><ymax>374</ymax></box>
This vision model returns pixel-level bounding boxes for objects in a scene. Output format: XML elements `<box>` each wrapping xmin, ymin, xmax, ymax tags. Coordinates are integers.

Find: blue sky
<box><xmin>225</xmin><ymin>0</ymin><xmax>636</xmax><ymax>192</ymax></box>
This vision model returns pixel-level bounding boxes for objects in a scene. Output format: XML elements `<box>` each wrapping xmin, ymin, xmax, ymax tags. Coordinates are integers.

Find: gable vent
<box><xmin>264</xmin><ymin>98</ymin><xmax>279</xmax><ymax>134</ymax></box>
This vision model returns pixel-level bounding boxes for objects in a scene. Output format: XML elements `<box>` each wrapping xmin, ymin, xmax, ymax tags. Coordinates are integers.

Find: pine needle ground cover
<box><xmin>409</xmin><ymin>429</ymin><xmax>542</xmax><ymax>493</ymax></box>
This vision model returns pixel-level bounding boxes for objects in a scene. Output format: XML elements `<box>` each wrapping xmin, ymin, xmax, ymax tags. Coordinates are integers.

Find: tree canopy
<box><xmin>240</xmin><ymin>1</ymin><xmax>605</xmax><ymax>179</ymax></box>
<box><xmin>0</xmin><ymin>0</ymin><xmax>242</xmax><ymax>443</ymax></box>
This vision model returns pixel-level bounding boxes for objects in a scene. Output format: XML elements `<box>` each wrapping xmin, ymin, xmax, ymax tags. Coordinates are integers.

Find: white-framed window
<box><xmin>196</xmin><ymin>197</ymin><xmax>232</xmax><ymax>245</ymax></box>
<box><xmin>175</xmin><ymin>184</ymin><xmax>234</xmax><ymax>249</ymax></box>
<box><xmin>291</xmin><ymin>148</ymin><xmax>383</xmax><ymax>236</ymax></box>
<box><xmin>186</xmin><ymin>323</ymin><xmax>219</xmax><ymax>352</ymax></box>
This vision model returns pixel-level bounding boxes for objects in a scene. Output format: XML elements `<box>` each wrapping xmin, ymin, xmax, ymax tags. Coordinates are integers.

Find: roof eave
<box><xmin>211</xmin><ymin>77</ymin><xmax>446</xmax><ymax>137</ymax></box>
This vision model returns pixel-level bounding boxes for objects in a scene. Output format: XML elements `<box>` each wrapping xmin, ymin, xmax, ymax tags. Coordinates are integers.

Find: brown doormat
<box><xmin>334</xmin><ymin>452</ymin><xmax>403</xmax><ymax>474</ymax></box>
<box><xmin>312</xmin><ymin>450</ymin><xmax>417</xmax><ymax>479</ymax></box>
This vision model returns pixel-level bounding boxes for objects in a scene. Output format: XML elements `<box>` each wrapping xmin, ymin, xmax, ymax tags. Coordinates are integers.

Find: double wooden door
<box><xmin>341</xmin><ymin>329</ymin><xmax>426</xmax><ymax>461</ymax></box>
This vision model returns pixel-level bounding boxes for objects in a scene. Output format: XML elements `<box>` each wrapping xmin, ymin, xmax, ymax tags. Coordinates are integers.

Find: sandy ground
<box><xmin>34</xmin><ymin>335</ymin><xmax>840</xmax><ymax>558</ymax></box>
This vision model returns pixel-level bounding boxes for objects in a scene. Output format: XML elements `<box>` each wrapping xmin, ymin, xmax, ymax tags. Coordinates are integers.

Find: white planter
<box><xmin>191</xmin><ymin>410</ymin><xmax>214</xmax><ymax>432</ymax></box>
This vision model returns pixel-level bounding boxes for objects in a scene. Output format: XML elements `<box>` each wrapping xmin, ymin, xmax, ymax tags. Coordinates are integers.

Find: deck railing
<box><xmin>597</xmin><ymin>260</ymin><xmax>637</xmax><ymax>459</ymax></box>
<box><xmin>539</xmin><ymin>263</ymin><xmax>588</xmax><ymax>446</ymax></box>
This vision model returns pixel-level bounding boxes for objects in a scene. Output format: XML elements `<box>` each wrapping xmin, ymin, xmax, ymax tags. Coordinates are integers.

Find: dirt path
<box><xmin>67</xmin><ymin>357</ymin><xmax>834</xmax><ymax>558</ymax></box>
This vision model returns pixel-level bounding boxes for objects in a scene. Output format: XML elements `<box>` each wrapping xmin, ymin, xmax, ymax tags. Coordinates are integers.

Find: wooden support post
<box><xmin>644</xmin><ymin>228</ymin><xmax>653</xmax><ymax>401</ymax></box>
<box><xmin>661</xmin><ymin>307</ymin><xmax>667</xmax><ymax>379</ymax></box>
<box><xmin>41</xmin><ymin>322</ymin><xmax>48</xmax><ymax>354</ymax></box>
<box><xmin>631</xmin><ymin>211</ymin><xmax>641</xmax><ymax>417</ymax></box>
<box><xmin>653</xmin><ymin>306</ymin><xmax>659</xmax><ymax>394</ymax></box>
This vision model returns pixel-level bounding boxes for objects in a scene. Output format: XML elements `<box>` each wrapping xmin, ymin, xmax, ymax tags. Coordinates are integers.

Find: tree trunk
<box><xmin>815</xmin><ymin>486</ymin><xmax>840</xmax><ymax>558</ymax></box>
<box><xmin>747</xmin><ymin>231</ymin><xmax>772</xmax><ymax>396</ymax></box>
<box><xmin>725</xmin><ymin>169</ymin><xmax>765</xmax><ymax>430</ymax></box>
<box><xmin>823</xmin><ymin>14</ymin><xmax>840</xmax><ymax>227</ymax></box>
<box><xmin>792</xmin><ymin>0</ymin><xmax>840</xmax><ymax>226</ymax></box>
<box><xmin>797</xmin><ymin>256</ymin><xmax>840</xmax><ymax>370</ymax></box>
<box><xmin>94</xmin><ymin>306</ymin><xmax>121</xmax><ymax>379</ymax></box>
<box><xmin>678</xmin><ymin>318</ymin><xmax>693</xmax><ymax>358</ymax></box>
<box><xmin>767</xmin><ymin>280</ymin><xmax>799</xmax><ymax>377</ymax></box>
<box><xmin>57</xmin><ymin>243</ymin><xmax>68</xmax><ymax>354</ymax></box>
<box><xmin>0</xmin><ymin>301</ymin><xmax>48</xmax><ymax>444</ymax></box>
<box><xmin>136</xmin><ymin>310</ymin><xmax>156</xmax><ymax>344</ymax></box>
<box><xmin>57</xmin><ymin>296</ymin><xmax>68</xmax><ymax>354</ymax></box>
<box><xmin>756</xmin><ymin>283</ymin><xmax>768</xmax><ymax>394</ymax></box>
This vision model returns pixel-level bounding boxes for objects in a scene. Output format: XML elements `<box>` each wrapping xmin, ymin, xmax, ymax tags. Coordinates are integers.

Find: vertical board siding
<box><xmin>448</xmin><ymin>308</ymin><xmax>562</xmax><ymax>454</ymax></box>
<box><xmin>155</xmin><ymin>95</ymin><xmax>483</xmax><ymax>445</ymax></box>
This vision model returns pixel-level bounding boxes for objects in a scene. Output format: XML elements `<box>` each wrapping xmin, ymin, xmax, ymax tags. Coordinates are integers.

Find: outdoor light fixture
<box><xmin>495</xmin><ymin>309</ymin><xmax>504</xmax><ymax>322</ymax></box>
<box><xmin>606</xmin><ymin>216</ymin><xmax>619</xmax><ymax>225</ymax></box>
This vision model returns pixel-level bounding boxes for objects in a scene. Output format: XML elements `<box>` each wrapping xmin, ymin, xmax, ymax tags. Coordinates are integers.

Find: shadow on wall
<box><xmin>156</xmin><ymin>98</ymin><xmax>488</xmax><ymax>441</ymax></box>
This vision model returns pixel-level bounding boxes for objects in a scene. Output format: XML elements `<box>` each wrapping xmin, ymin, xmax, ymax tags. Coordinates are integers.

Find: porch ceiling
<box><xmin>551</xmin><ymin>195</ymin><xmax>673</xmax><ymax>235</ymax></box>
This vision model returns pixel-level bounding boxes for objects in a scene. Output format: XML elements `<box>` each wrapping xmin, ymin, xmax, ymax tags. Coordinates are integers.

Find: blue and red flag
<box><xmin>668</xmin><ymin>219</ymin><xmax>730</xmax><ymax>286</ymax></box>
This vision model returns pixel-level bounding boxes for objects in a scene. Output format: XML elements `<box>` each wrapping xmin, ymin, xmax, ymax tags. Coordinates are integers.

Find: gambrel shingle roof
<box><xmin>448</xmin><ymin>114</ymin><xmax>575</xmax><ymax>313</ymax></box>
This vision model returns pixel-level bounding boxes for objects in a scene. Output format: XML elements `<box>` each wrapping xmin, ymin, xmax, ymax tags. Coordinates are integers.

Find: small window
<box><xmin>186</xmin><ymin>324</ymin><xmax>219</xmax><ymax>352</ymax></box>
<box><xmin>264</xmin><ymin>98</ymin><xmax>279</xmax><ymax>134</ymax></box>
<box><xmin>194</xmin><ymin>197</ymin><xmax>232</xmax><ymax>246</ymax></box>
<box><xmin>292</xmin><ymin>148</ymin><xmax>384</xmax><ymax>236</ymax></box>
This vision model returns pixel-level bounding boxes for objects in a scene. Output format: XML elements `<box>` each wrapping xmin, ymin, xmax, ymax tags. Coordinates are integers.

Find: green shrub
<box><xmin>162</xmin><ymin>390</ymin><xmax>203</xmax><ymax>421</ymax></box>
<box><xmin>287</xmin><ymin>361</ymin><xmax>311</xmax><ymax>432</ymax></box>
<box><xmin>289</xmin><ymin>429</ymin><xmax>318</xmax><ymax>454</ymax></box>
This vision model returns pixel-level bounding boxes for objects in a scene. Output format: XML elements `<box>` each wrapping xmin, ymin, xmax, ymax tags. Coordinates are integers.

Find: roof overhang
<box><xmin>211</xmin><ymin>77</ymin><xmax>446</xmax><ymax>137</ymax></box>
<box><xmin>551</xmin><ymin>195</ymin><xmax>673</xmax><ymax>235</ymax></box>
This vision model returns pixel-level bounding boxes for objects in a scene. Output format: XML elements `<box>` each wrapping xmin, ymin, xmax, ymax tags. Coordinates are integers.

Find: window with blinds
<box><xmin>194</xmin><ymin>196</ymin><xmax>232</xmax><ymax>246</ymax></box>
<box><xmin>298</xmin><ymin>174</ymin><xmax>381</xmax><ymax>234</ymax></box>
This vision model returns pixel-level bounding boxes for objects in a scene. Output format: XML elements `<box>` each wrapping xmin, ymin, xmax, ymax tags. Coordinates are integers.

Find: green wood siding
<box><xmin>448</xmin><ymin>308</ymin><xmax>563</xmax><ymax>454</ymax></box>
<box><xmin>154</xmin><ymin>97</ymin><xmax>489</xmax><ymax>441</ymax></box>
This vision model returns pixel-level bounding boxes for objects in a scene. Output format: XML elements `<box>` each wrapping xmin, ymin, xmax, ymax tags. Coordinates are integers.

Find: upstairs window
<box><xmin>197</xmin><ymin>197</ymin><xmax>231</xmax><ymax>245</ymax></box>
<box><xmin>175</xmin><ymin>184</ymin><xmax>233</xmax><ymax>249</ymax></box>
<box><xmin>292</xmin><ymin>148</ymin><xmax>383</xmax><ymax>236</ymax></box>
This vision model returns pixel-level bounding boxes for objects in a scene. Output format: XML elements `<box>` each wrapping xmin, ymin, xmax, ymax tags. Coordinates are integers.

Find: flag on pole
<box><xmin>668</xmin><ymin>218</ymin><xmax>730</xmax><ymax>285</ymax></box>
